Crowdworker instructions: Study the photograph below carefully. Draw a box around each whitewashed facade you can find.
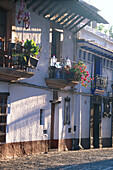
[0,0,113,157]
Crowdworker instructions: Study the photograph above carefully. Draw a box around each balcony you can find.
[92,74,107,94]
[45,66,79,89]
[0,40,38,81]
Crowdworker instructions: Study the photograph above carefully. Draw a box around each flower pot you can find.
[66,72,81,81]
[49,66,56,78]
[66,72,75,81]
[28,56,38,68]
[54,69,66,79]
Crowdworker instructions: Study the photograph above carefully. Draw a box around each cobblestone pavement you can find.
[1,148,113,169]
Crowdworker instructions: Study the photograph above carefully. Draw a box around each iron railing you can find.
[92,74,107,90]
[0,40,37,70]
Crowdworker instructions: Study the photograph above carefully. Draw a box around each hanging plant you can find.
[17,0,31,29]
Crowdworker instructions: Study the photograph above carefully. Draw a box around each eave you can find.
[25,0,108,33]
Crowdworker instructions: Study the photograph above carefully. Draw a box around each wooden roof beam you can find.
[57,13,72,24]
[49,6,63,20]
[54,9,68,22]
[61,14,77,27]
[27,0,37,9]
[74,20,91,33]
[33,0,46,12]
[38,0,53,15]
[43,2,58,17]
[65,15,81,29]
[69,17,85,31]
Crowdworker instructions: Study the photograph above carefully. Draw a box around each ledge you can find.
[45,78,79,89]
[0,67,34,81]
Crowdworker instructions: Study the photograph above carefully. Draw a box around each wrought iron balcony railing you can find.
[0,40,38,81]
[92,74,107,94]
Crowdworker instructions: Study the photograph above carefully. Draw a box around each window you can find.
[64,97,70,125]
[0,8,6,39]
[88,53,90,62]
[40,109,44,125]
[110,61,113,69]
[107,60,109,68]
[103,58,106,67]
[51,29,61,61]
[83,51,86,60]
[79,49,82,59]
[0,96,7,143]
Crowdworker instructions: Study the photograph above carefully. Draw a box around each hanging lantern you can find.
[17,10,24,24]
[17,0,31,29]
[24,12,31,29]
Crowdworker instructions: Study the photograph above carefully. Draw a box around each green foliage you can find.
[24,39,40,57]
[67,61,93,87]
[98,25,104,32]
[94,24,113,38]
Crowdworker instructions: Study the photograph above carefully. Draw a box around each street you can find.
[0,148,113,169]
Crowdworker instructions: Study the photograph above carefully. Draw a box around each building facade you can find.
[0,0,112,158]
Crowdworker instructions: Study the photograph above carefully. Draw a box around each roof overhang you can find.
[77,39,113,59]
[25,0,108,33]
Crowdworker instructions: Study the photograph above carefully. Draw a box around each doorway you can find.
[90,97,102,148]
[93,104,100,148]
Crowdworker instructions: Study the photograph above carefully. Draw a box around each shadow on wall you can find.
[7,85,52,135]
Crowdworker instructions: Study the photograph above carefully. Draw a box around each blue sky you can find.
[84,0,113,25]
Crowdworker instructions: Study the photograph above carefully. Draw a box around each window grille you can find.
[64,97,70,125]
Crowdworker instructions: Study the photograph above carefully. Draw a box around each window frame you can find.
[40,109,44,125]
[64,97,71,125]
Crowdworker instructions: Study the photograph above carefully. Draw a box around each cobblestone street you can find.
[1,148,113,169]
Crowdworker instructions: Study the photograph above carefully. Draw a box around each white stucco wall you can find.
[0,82,9,92]
[1,1,113,146]
[102,117,111,138]
[14,3,50,87]
[6,84,52,143]
[79,26,113,51]
[58,92,74,140]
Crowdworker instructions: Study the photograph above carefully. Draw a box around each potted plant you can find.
[66,61,93,87]
[24,39,42,68]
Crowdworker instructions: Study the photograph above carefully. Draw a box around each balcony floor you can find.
[0,67,34,81]
[45,78,79,89]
